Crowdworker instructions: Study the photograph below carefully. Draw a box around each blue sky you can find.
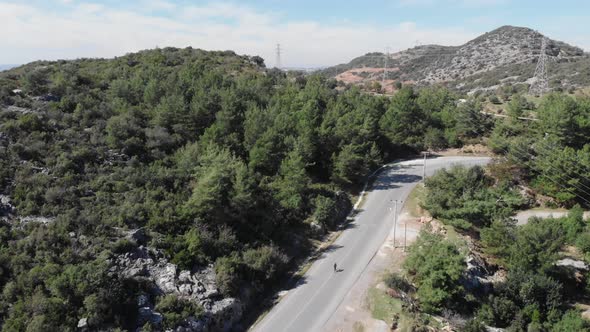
[1,0,589,67]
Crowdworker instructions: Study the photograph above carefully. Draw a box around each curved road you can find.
[251,156,490,332]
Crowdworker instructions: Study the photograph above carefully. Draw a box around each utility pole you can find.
[392,199,404,249]
[398,200,405,251]
[529,34,549,96]
[404,218,407,251]
[422,152,428,180]
[275,43,282,70]
[392,200,397,248]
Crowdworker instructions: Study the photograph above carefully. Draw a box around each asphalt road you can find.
[251,156,491,332]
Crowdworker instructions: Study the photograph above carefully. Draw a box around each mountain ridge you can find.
[321,25,589,94]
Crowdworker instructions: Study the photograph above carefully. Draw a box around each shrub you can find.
[477,296,518,328]
[576,232,590,255]
[462,318,487,332]
[551,310,588,332]
[561,206,585,244]
[156,295,203,329]
[242,245,289,282]
[403,228,465,314]
[112,238,138,255]
[214,254,242,297]
[481,220,516,264]
[384,273,413,293]
[312,195,338,229]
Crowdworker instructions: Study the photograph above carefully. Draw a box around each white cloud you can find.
[397,0,507,7]
[142,0,176,11]
[0,1,479,67]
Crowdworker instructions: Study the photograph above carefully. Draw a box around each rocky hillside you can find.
[322,26,589,94]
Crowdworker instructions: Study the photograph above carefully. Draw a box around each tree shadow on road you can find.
[316,244,344,259]
[370,173,423,191]
[348,209,363,218]
[339,221,358,231]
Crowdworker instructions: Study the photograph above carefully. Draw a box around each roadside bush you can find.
[242,245,289,283]
[312,195,338,229]
[508,218,564,273]
[384,273,413,293]
[560,205,585,244]
[214,254,242,297]
[403,228,465,314]
[422,166,524,230]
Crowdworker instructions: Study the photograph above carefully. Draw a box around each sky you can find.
[2,0,590,67]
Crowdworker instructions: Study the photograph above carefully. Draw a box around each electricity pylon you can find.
[529,35,549,96]
[382,47,390,87]
[275,44,282,69]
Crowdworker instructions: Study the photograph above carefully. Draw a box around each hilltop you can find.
[322,26,590,94]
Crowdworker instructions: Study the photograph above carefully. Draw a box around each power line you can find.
[535,136,590,178]
[488,117,590,195]
[455,110,584,196]
[461,114,590,206]
[508,143,590,201]
[505,147,590,206]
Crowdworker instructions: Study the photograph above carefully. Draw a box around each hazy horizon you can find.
[2,1,590,68]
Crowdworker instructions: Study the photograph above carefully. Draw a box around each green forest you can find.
[1,47,590,331]
[388,92,590,330]
[0,47,491,331]
[397,165,590,331]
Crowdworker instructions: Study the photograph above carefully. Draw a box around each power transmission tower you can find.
[382,47,390,87]
[275,43,282,69]
[529,35,549,96]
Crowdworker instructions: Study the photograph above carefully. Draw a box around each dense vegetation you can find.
[489,93,590,206]
[393,164,590,331]
[3,45,590,331]
[0,47,492,330]
[422,165,525,230]
[388,92,590,329]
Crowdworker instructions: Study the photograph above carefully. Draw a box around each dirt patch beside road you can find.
[322,201,425,331]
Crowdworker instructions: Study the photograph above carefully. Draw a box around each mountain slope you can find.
[322,26,589,93]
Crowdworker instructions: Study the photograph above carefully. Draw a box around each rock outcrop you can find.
[109,246,243,332]
[0,194,15,220]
